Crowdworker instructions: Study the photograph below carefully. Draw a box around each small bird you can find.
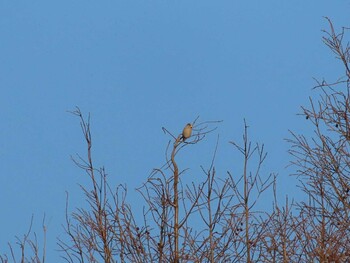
[182,123,193,141]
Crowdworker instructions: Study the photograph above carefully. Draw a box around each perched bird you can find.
[182,123,193,141]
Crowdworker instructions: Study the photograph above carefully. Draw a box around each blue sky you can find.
[1,1,349,261]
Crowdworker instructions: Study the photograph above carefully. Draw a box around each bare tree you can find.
[5,16,349,263]
[227,121,275,262]
[259,196,300,263]
[287,17,350,262]
[0,215,47,263]
[56,108,275,262]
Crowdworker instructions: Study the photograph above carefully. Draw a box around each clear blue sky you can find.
[1,1,349,261]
